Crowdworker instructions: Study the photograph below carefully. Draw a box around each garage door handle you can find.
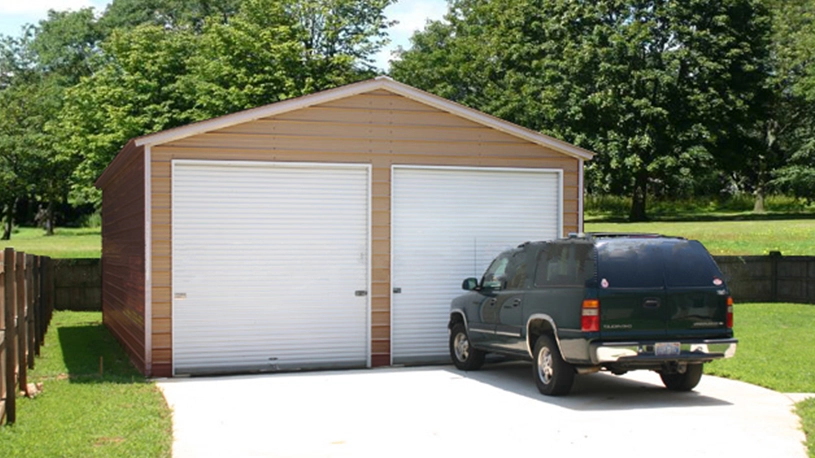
[355,290,368,297]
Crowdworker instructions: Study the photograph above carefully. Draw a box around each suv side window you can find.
[506,250,529,289]
[535,244,594,287]
[482,253,511,289]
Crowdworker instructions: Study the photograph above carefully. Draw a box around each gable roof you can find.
[97,77,594,188]
[134,76,594,158]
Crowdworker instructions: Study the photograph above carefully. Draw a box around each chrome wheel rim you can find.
[537,346,554,384]
[454,333,470,361]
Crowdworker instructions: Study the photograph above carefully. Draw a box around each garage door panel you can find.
[392,167,560,363]
[173,161,369,375]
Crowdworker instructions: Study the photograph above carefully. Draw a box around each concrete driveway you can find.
[157,362,808,458]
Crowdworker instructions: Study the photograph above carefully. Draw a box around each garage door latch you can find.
[355,290,368,297]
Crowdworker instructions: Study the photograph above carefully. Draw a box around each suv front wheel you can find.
[449,323,485,371]
[532,334,575,396]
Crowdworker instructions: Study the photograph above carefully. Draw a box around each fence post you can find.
[769,251,782,302]
[26,255,35,370]
[40,258,53,344]
[34,257,42,357]
[4,248,16,424]
[0,250,6,424]
[15,253,26,396]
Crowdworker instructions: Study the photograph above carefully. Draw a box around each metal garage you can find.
[95,77,594,377]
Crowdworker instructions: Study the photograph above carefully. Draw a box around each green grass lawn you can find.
[1,227,101,258]
[585,219,815,255]
[0,311,172,457]
[706,303,815,457]
[5,217,815,258]
[802,398,815,458]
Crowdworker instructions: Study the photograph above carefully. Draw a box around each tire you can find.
[449,323,485,371]
[532,334,575,396]
[660,364,704,391]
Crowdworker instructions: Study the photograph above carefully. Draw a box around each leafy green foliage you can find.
[0,0,394,215]
[58,24,200,204]
[757,1,815,204]
[392,0,773,220]
[56,0,394,204]
[0,29,68,238]
[99,0,241,32]
[0,311,172,458]
[30,9,103,85]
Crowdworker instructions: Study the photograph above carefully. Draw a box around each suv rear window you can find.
[596,239,721,288]
[596,240,664,288]
[663,240,722,287]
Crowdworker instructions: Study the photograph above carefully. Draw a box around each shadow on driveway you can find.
[441,360,733,411]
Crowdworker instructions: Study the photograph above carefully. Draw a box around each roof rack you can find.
[583,232,686,241]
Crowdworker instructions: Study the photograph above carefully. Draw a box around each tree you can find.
[0,30,47,238]
[392,0,772,220]
[767,0,815,202]
[58,0,395,204]
[57,24,200,206]
[99,0,241,32]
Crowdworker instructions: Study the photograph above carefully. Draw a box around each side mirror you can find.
[461,277,479,291]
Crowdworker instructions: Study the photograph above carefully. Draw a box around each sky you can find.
[0,0,448,70]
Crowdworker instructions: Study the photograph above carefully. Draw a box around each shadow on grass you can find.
[587,212,815,223]
[57,323,146,384]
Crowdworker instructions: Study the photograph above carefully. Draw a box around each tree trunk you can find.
[753,186,766,213]
[45,201,55,236]
[2,200,13,240]
[629,171,649,222]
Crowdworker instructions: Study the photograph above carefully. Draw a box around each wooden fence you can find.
[0,248,54,425]
[714,254,815,304]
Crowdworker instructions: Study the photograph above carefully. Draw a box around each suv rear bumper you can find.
[591,338,738,364]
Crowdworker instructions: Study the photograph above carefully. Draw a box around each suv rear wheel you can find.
[660,364,704,391]
[532,334,574,396]
[449,323,485,371]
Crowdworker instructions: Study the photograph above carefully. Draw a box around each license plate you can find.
[655,342,681,356]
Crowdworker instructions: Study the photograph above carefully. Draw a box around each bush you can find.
[81,210,102,228]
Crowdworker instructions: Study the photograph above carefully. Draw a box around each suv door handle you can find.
[503,298,521,308]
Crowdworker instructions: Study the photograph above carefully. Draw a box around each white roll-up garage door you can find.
[391,166,561,364]
[172,161,370,375]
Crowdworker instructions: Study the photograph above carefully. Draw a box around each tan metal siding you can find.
[101,143,146,373]
[149,91,580,374]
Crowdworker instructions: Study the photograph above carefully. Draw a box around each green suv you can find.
[448,233,737,396]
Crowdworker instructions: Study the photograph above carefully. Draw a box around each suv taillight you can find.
[726,296,734,328]
[581,299,600,332]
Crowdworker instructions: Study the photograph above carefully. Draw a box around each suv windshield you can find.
[596,239,721,289]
